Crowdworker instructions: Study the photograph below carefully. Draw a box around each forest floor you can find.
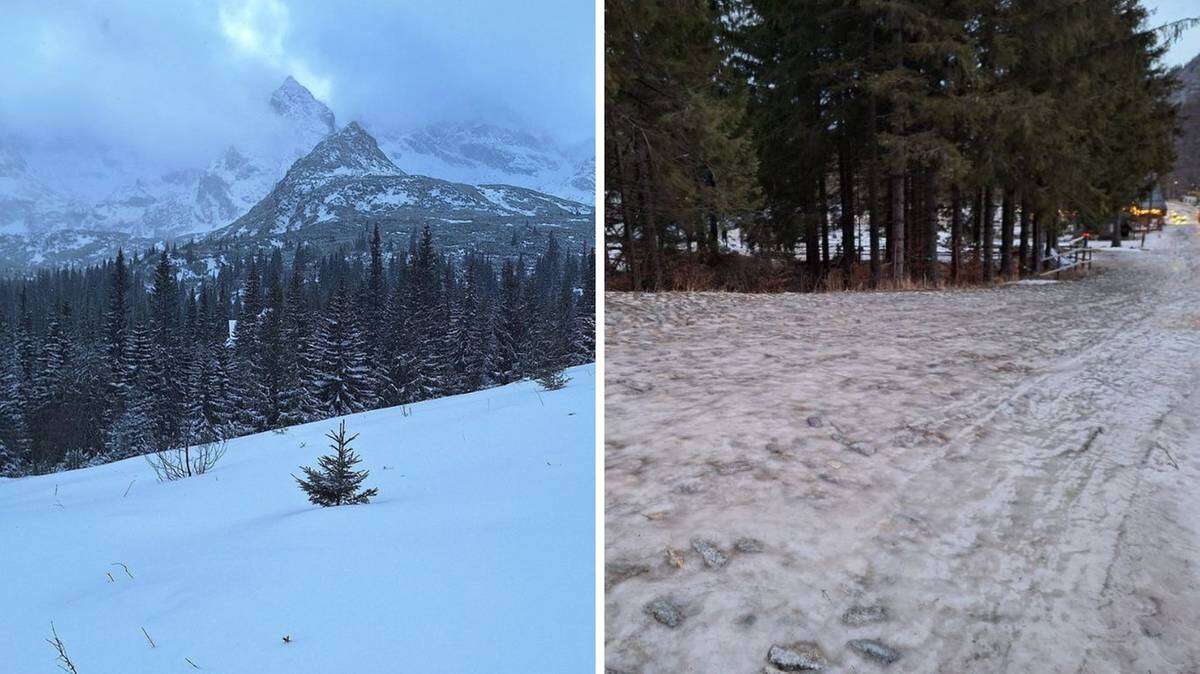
[604,204,1200,673]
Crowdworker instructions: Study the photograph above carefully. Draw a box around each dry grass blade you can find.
[46,622,79,674]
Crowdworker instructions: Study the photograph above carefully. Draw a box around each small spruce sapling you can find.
[535,365,569,391]
[294,420,378,506]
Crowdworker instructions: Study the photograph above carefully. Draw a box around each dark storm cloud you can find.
[0,0,595,169]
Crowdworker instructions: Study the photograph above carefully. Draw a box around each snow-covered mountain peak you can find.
[288,121,404,181]
[269,76,336,136]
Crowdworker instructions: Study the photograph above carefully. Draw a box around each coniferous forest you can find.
[0,225,595,477]
[606,0,1191,291]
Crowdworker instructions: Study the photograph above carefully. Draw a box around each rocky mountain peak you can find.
[269,76,336,135]
[287,121,403,181]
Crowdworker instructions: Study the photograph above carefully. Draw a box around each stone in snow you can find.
[605,561,649,590]
[842,605,889,626]
[644,597,684,628]
[735,537,765,553]
[691,538,728,568]
[806,416,824,428]
[767,642,828,671]
[847,639,901,664]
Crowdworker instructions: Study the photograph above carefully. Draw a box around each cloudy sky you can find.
[1145,0,1200,66]
[0,0,594,169]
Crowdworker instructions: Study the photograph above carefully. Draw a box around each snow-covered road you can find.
[604,212,1200,672]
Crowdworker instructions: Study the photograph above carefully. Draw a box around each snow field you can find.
[1,367,595,673]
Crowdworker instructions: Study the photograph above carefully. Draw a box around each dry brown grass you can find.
[607,252,1015,294]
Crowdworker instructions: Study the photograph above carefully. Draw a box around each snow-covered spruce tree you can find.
[277,259,322,426]
[572,249,596,364]
[104,248,129,418]
[104,321,161,460]
[380,270,416,406]
[258,255,287,428]
[315,281,375,416]
[185,339,230,444]
[294,420,378,507]
[363,224,393,401]
[0,226,590,475]
[404,229,445,400]
[230,258,268,434]
[494,258,530,384]
[0,343,30,476]
[535,364,570,391]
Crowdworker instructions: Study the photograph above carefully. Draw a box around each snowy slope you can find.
[374,122,595,205]
[0,368,595,673]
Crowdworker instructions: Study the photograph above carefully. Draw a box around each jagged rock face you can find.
[270,75,336,139]
[284,122,403,184]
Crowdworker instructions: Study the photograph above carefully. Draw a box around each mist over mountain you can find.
[0,74,594,272]
[372,122,595,205]
[0,77,337,240]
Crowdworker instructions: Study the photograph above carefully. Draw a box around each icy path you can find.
[605,222,1200,673]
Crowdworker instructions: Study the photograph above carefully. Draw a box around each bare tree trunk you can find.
[972,188,983,271]
[884,176,895,264]
[999,187,1015,279]
[889,172,905,282]
[866,36,882,289]
[819,172,830,282]
[634,134,662,290]
[982,186,995,284]
[868,166,881,288]
[1045,211,1055,258]
[804,181,820,290]
[1018,197,1030,276]
[925,169,939,284]
[838,145,856,288]
[1031,209,1043,273]
[950,184,962,284]
[804,208,820,291]
[1112,210,1124,248]
[905,173,918,276]
[613,136,640,288]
